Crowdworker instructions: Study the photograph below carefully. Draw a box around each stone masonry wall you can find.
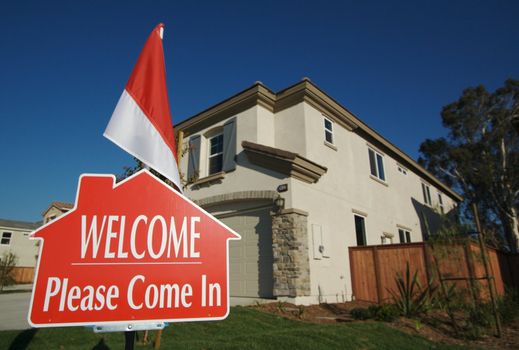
[271,208,311,297]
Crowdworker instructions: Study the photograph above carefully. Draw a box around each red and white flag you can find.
[104,23,182,191]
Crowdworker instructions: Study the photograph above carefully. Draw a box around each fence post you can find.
[348,247,356,301]
[372,246,382,304]
[429,242,460,335]
[472,204,502,337]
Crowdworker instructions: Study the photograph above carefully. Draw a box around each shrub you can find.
[350,304,399,322]
[374,304,400,322]
[367,305,381,318]
[350,307,371,320]
[0,252,17,292]
[388,262,434,317]
[497,289,519,324]
[461,303,494,340]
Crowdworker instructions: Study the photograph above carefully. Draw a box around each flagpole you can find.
[152,130,183,350]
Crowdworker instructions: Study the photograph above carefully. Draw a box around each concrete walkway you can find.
[0,291,32,330]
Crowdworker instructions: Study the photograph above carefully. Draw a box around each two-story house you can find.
[175,79,462,305]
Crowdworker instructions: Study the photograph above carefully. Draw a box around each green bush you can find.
[350,307,371,320]
[497,289,519,324]
[350,304,400,322]
[367,305,380,317]
[374,304,400,322]
[462,303,494,340]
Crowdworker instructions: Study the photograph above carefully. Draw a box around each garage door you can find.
[220,208,273,298]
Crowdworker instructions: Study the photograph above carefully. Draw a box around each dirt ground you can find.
[250,302,519,350]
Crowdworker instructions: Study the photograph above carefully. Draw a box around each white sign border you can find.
[27,169,241,328]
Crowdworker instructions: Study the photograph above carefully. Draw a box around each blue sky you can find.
[1,1,518,222]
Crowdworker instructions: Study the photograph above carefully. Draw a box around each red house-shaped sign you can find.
[28,169,240,327]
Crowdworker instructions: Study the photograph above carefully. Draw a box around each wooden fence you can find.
[349,241,518,304]
[10,267,35,284]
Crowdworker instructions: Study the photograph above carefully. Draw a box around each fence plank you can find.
[349,247,378,302]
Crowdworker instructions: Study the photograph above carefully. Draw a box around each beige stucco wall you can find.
[274,103,307,157]
[179,100,458,304]
[288,102,456,303]
[0,226,38,267]
[181,105,295,208]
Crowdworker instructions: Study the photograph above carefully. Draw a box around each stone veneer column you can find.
[271,208,311,297]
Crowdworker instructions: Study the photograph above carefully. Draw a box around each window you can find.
[208,134,224,175]
[354,215,367,246]
[368,148,385,181]
[398,229,411,243]
[187,119,236,183]
[438,193,444,213]
[422,183,432,206]
[324,117,334,144]
[1,232,12,245]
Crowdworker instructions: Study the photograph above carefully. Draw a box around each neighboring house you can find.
[42,201,73,224]
[0,219,40,283]
[0,201,73,284]
[175,79,462,304]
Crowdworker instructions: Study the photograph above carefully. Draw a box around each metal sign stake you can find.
[125,330,136,350]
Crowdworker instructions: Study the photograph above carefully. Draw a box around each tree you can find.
[0,252,18,291]
[418,79,519,251]
[119,157,179,188]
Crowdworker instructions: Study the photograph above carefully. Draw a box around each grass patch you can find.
[0,307,470,349]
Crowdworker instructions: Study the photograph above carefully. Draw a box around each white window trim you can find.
[207,133,224,176]
[421,182,432,206]
[353,214,368,247]
[438,192,445,213]
[324,116,334,145]
[368,147,387,183]
[397,227,412,244]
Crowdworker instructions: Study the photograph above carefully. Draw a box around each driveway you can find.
[0,291,32,330]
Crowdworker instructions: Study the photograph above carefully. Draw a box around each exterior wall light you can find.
[275,196,285,213]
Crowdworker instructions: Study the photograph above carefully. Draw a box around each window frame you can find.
[438,193,444,214]
[354,214,367,246]
[207,133,224,176]
[422,182,432,206]
[398,228,411,243]
[368,147,386,182]
[324,117,334,145]
[1,232,12,246]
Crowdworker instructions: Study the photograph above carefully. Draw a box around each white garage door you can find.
[220,208,273,298]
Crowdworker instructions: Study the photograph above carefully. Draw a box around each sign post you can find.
[28,170,240,341]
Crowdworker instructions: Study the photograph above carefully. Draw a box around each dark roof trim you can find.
[0,219,40,230]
